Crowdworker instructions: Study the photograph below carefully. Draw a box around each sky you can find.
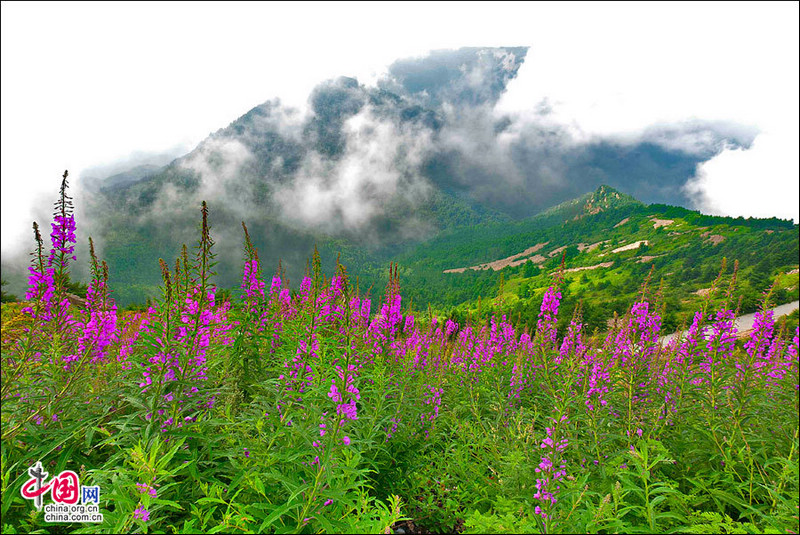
[2,1,798,257]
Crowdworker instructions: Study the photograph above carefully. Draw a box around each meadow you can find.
[1,175,798,534]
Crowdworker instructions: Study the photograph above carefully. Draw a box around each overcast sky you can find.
[2,1,798,257]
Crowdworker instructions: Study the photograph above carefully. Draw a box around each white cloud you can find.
[275,106,432,233]
[684,130,800,222]
[2,1,798,260]
[180,137,254,200]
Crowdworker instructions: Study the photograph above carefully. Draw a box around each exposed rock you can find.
[444,242,549,273]
[578,240,608,253]
[611,240,649,254]
[561,261,614,273]
[66,293,87,308]
[637,255,661,263]
[651,218,674,229]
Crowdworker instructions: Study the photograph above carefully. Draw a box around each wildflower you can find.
[133,506,150,522]
[136,483,157,498]
[342,436,351,446]
[536,286,562,345]
[533,415,569,519]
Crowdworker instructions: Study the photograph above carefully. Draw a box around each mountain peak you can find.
[583,185,639,215]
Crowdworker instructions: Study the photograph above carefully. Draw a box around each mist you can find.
[3,47,763,303]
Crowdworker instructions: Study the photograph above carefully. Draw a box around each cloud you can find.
[104,47,762,234]
[180,136,255,201]
[274,105,434,237]
[32,45,781,302]
[382,47,528,108]
[684,130,800,222]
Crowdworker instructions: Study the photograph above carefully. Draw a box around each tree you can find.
[1,278,18,303]
[523,259,537,278]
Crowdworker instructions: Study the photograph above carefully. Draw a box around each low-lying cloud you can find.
[275,106,433,234]
[86,47,768,241]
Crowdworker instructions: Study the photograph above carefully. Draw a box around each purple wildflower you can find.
[133,506,150,522]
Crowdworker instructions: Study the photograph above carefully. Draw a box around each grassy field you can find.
[2,179,798,534]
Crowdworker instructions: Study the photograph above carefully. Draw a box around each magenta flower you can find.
[536,286,562,346]
[136,483,157,498]
[133,506,150,522]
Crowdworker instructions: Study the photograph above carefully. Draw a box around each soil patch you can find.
[443,242,550,273]
[578,240,607,253]
[637,255,661,263]
[651,218,674,229]
[562,261,614,273]
[611,240,649,254]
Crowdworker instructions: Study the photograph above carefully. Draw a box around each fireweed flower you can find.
[328,365,360,421]
[584,351,611,411]
[140,286,233,430]
[559,318,586,364]
[775,326,800,391]
[117,312,147,370]
[270,274,282,296]
[742,309,775,381]
[281,332,318,402]
[537,287,562,346]
[136,483,158,498]
[48,214,77,263]
[421,386,443,426]
[133,506,150,522]
[77,279,118,363]
[385,416,400,441]
[298,276,313,304]
[692,308,737,384]
[630,302,662,353]
[533,415,569,520]
[23,266,56,320]
[241,258,266,311]
[678,311,704,368]
[785,326,799,371]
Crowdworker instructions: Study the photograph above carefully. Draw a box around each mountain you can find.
[534,184,641,222]
[392,184,798,333]
[69,47,764,306]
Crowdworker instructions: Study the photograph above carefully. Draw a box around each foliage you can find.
[1,178,798,534]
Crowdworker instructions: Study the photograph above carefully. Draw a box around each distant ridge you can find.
[537,185,642,222]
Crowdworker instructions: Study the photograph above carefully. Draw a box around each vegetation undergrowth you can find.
[1,173,798,534]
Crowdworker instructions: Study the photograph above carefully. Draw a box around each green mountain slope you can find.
[389,185,798,333]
